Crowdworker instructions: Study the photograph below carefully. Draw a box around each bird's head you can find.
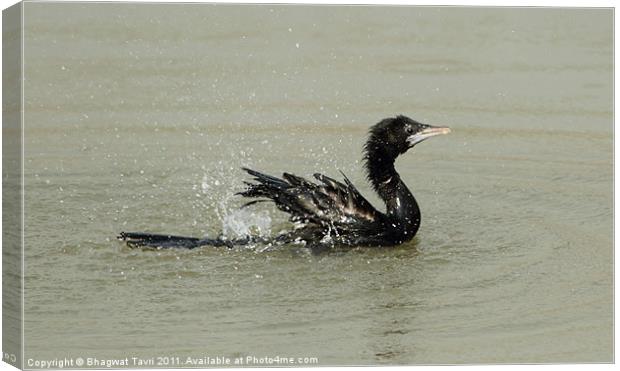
[366,115,451,158]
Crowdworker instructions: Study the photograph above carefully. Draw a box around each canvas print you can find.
[2,2,613,368]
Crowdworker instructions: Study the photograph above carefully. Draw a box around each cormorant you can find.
[118,115,450,249]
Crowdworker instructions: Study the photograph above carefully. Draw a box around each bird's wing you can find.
[237,167,382,228]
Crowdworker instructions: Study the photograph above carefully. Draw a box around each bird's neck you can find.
[364,147,421,239]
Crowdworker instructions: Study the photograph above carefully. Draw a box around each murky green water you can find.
[20,4,612,365]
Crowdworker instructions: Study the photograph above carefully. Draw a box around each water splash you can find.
[199,172,272,241]
[222,208,272,239]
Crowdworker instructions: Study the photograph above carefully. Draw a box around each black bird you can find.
[118,115,450,249]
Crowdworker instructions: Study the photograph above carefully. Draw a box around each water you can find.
[19,4,612,365]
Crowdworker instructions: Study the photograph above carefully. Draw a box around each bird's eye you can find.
[406,126,414,134]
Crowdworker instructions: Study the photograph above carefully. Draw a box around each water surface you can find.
[21,4,612,365]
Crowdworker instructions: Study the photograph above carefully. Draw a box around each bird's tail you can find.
[117,231,263,249]
[117,230,300,249]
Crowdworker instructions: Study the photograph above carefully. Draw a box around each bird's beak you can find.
[407,125,451,147]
